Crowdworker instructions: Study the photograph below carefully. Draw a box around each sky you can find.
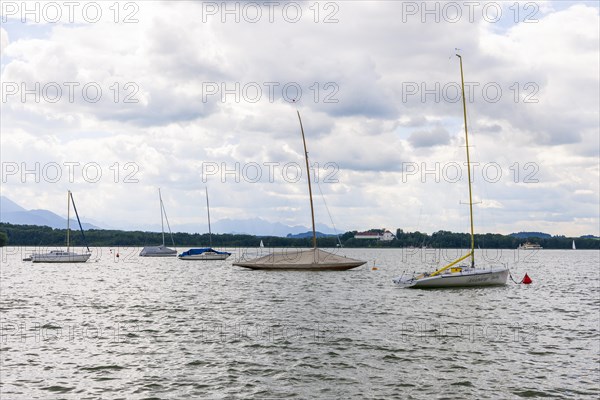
[1,1,599,237]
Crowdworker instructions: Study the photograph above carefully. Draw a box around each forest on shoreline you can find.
[1,223,598,250]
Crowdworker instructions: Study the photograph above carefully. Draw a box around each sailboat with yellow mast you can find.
[393,54,509,288]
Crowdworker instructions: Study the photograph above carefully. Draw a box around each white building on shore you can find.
[354,230,396,241]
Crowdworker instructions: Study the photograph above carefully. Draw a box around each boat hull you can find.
[31,252,91,263]
[394,267,509,288]
[139,246,177,257]
[179,253,231,261]
[233,248,366,270]
[233,262,364,271]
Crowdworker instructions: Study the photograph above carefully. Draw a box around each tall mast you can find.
[159,188,165,246]
[206,187,212,247]
[297,111,317,249]
[66,191,71,251]
[457,54,475,267]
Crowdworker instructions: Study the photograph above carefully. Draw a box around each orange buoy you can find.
[522,273,532,284]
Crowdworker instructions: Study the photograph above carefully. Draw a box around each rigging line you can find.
[508,270,522,284]
[162,199,175,247]
[159,188,165,246]
[314,171,343,248]
[69,191,90,253]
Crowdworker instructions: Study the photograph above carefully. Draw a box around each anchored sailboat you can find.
[572,240,576,250]
[140,189,177,257]
[233,111,366,270]
[31,191,92,263]
[393,54,509,288]
[178,187,231,260]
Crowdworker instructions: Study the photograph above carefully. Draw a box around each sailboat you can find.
[233,111,366,270]
[139,189,177,257]
[178,187,231,260]
[31,191,92,263]
[393,54,509,288]
[572,240,576,250]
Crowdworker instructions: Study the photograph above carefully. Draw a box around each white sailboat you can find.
[178,188,231,261]
[393,54,509,288]
[572,240,576,250]
[233,111,366,270]
[31,191,91,263]
[140,189,177,257]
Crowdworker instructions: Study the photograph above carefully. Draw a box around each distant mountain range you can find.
[0,196,99,230]
[0,196,338,237]
[171,218,338,237]
[286,231,337,239]
[3,196,595,239]
[509,231,598,239]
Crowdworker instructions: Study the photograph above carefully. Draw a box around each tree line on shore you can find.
[1,223,598,250]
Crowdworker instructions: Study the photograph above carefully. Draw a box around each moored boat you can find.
[178,247,231,260]
[393,54,508,288]
[31,191,91,263]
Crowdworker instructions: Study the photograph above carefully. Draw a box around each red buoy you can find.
[522,273,532,284]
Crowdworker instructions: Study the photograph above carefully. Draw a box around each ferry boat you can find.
[518,242,543,250]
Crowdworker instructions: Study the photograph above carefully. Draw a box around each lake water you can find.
[1,247,598,399]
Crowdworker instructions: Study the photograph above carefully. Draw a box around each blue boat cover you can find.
[178,248,232,257]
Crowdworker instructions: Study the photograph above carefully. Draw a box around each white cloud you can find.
[1,1,598,237]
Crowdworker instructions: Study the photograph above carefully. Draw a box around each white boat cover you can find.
[139,245,177,256]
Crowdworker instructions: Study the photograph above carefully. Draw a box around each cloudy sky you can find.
[1,1,598,236]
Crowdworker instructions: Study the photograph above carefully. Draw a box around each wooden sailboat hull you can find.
[394,267,509,288]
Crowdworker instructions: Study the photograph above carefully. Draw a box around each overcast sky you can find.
[1,1,598,236]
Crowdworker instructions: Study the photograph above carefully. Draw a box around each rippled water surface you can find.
[1,247,599,399]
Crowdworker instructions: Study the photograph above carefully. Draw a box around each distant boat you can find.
[140,188,177,257]
[233,111,366,271]
[393,54,508,288]
[572,240,576,250]
[31,191,91,263]
[518,242,543,250]
[179,187,231,261]
[260,240,264,248]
